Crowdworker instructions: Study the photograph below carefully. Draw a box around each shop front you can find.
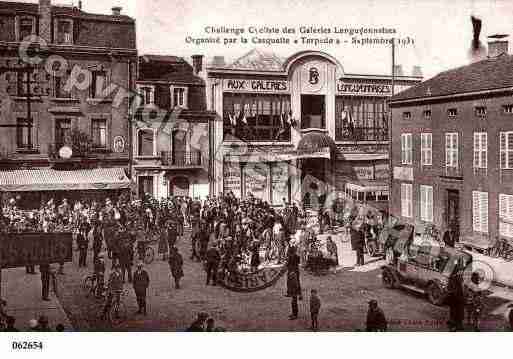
[207,49,421,208]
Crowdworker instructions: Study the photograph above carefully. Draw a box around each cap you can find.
[368,299,378,306]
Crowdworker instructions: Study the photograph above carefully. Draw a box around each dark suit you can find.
[350,227,365,266]
[77,232,88,267]
[39,264,50,300]
[205,247,220,285]
[133,269,150,314]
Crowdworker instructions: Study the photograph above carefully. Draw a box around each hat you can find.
[368,299,378,306]
[29,319,38,329]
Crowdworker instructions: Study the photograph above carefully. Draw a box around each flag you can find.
[228,113,236,126]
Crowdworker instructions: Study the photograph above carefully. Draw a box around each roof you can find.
[391,54,513,103]
[0,167,130,191]
[141,55,185,64]
[225,48,286,72]
[138,54,204,85]
[0,1,135,22]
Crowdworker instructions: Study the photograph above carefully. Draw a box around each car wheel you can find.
[427,282,445,306]
[382,269,397,289]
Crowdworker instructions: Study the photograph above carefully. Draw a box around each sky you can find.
[9,0,513,80]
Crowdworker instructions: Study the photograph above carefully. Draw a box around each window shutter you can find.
[445,133,451,167]
[453,133,459,168]
[473,133,479,168]
[482,133,487,169]
[419,185,425,221]
[472,191,481,232]
[480,192,488,233]
[500,132,506,169]
[407,134,412,164]
[509,133,513,169]
[499,194,513,238]
[401,135,406,164]
[426,133,432,165]
[427,186,433,222]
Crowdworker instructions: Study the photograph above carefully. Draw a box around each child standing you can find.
[310,289,321,331]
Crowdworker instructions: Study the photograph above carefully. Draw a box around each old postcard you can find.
[0,0,512,347]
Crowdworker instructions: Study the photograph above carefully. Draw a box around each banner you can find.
[0,232,73,269]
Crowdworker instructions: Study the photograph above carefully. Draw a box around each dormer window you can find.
[475,106,487,117]
[402,111,411,120]
[55,19,74,44]
[423,109,432,119]
[447,108,458,118]
[171,86,188,108]
[16,16,36,41]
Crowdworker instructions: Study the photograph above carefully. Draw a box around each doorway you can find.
[446,189,460,240]
[301,95,325,129]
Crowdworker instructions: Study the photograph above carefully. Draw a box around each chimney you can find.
[111,6,122,16]
[488,34,509,57]
[39,0,52,43]
[412,65,423,78]
[211,56,226,68]
[191,55,203,75]
[78,0,82,10]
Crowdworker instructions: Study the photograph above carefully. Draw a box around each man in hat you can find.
[39,263,51,301]
[132,262,150,315]
[366,299,387,332]
[350,217,365,266]
[205,243,221,286]
[76,225,89,268]
[168,246,184,289]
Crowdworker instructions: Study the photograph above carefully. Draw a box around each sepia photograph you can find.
[0,0,513,349]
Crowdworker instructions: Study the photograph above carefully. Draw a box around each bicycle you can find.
[104,290,128,326]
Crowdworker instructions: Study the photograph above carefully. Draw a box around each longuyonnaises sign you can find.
[223,79,289,93]
[337,81,391,96]
[0,232,73,269]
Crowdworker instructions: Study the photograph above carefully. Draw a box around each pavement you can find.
[1,266,73,331]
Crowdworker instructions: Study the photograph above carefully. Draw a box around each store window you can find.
[243,163,269,201]
[335,97,388,141]
[223,93,291,142]
[472,191,488,233]
[223,162,242,197]
[91,119,107,149]
[138,176,154,198]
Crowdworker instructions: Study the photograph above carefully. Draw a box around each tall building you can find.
[206,49,421,209]
[0,0,137,208]
[133,54,215,200]
[389,36,513,250]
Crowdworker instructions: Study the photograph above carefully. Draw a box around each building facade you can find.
[133,55,215,200]
[207,49,421,208]
[389,37,513,248]
[0,0,137,208]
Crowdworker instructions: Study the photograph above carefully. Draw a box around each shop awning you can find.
[345,180,388,192]
[0,168,130,192]
[296,130,338,160]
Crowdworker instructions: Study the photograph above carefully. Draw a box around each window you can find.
[447,108,458,118]
[53,71,71,98]
[473,132,487,169]
[171,86,188,108]
[18,17,35,41]
[90,71,107,99]
[475,106,487,117]
[138,176,154,198]
[420,133,432,166]
[136,85,155,106]
[137,129,154,156]
[423,109,432,119]
[401,133,413,165]
[401,183,413,218]
[499,194,513,238]
[55,119,72,146]
[500,131,513,169]
[16,117,33,149]
[91,119,107,148]
[16,71,28,97]
[403,111,412,120]
[223,93,291,142]
[419,185,433,222]
[503,105,513,114]
[472,191,488,233]
[56,19,73,44]
[445,132,458,168]
[335,97,388,141]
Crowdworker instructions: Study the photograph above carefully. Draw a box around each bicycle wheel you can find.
[108,301,127,326]
[83,276,95,297]
[144,246,155,264]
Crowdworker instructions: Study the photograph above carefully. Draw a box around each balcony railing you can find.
[48,142,92,160]
[441,166,463,179]
[335,126,389,142]
[161,151,202,167]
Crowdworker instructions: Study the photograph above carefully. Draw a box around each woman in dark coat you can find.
[286,246,301,320]
[168,246,184,289]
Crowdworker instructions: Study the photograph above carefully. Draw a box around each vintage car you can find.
[381,235,473,305]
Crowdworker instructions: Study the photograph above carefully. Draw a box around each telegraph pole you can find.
[388,40,395,222]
